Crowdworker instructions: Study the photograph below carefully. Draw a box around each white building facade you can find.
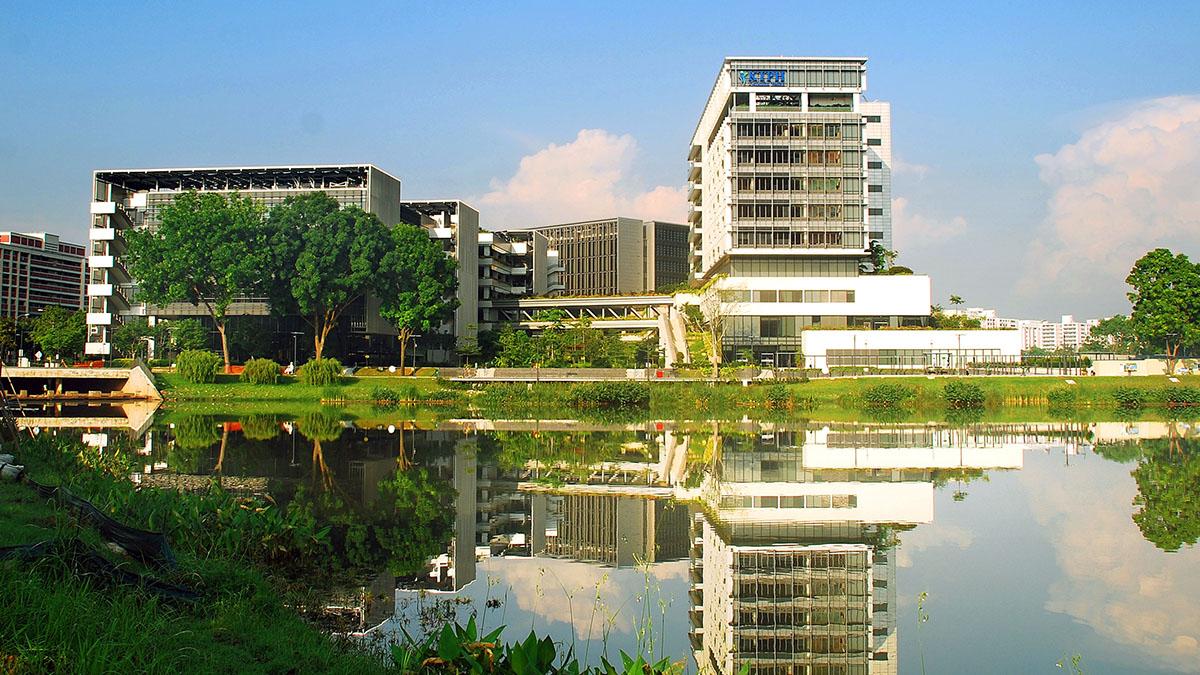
[688,57,929,366]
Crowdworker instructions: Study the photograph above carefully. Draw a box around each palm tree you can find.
[949,294,964,307]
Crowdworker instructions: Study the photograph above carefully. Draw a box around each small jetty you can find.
[2,364,161,402]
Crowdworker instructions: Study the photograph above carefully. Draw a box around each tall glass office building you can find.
[688,58,930,365]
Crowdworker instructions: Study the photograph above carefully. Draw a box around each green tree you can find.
[949,294,964,307]
[860,241,897,274]
[110,316,154,359]
[264,193,391,360]
[29,308,86,360]
[165,318,209,354]
[124,191,267,369]
[377,223,458,375]
[1127,248,1200,374]
[0,317,19,362]
[1081,314,1141,354]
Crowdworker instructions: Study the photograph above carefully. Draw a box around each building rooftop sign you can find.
[737,69,786,86]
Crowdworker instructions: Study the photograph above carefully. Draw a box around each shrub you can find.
[566,382,650,409]
[765,384,792,409]
[240,357,281,385]
[296,358,342,386]
[860,383,915,409]
[1164,386,1200,407]
[1113,386,1147,409]
[1046,386,1078,408]
[371,385,400,406]
[175,350,222,383]
[943,381,985,409]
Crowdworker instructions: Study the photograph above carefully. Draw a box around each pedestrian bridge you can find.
[489,294,692,366]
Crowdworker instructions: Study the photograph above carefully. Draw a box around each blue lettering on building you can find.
[737,70,786,86]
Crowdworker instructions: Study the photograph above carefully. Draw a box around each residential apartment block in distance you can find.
[0,231,87,319]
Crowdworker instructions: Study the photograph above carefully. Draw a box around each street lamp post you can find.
[289,331,303,366]
[410,334,422,375]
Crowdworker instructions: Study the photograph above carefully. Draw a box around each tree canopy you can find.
[1081,314,1141,354]
[1126,248,1200,373]
[29,308,85,359]
[124,191,267,368]
[377,223,459,374]
[264,193,392,360]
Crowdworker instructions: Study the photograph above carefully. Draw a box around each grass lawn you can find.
[157,372,450,403]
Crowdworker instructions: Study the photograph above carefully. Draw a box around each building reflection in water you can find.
[689,425,1029,675]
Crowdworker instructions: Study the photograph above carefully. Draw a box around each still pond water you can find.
[29,403,1200,673]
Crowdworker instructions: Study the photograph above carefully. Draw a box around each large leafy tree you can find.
[29,308,86,360]
[265,193,391,360]
[124,191,267,369]
[377,224,458,374]
[1126,249,1200,374]
[1082,314,1141,354]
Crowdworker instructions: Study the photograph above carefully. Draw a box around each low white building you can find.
[798,329,1023,373]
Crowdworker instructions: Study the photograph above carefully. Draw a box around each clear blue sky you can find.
[2,1,1198,319]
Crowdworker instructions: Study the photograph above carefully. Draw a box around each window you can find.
[760,317,783,338]
[805,290,831,303]
[867,138,882,146]
[866,115,881,123]
[868,160,883,169]
[868,184,883,193]
[752,290,777,302]
[779,290,804,302]
[869,207,884,216]
[831,290,855,302]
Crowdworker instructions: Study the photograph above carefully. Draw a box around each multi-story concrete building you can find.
[85,165,403,356]
[515,217,690,296]
[476,229,564,331]
[688,57,928,364]
[0,231,87,319]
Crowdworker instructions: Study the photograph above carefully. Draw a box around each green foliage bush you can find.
[175,350,222,383]
[370,385,400,406]
[944,381,986,409]
[1164,386,1200,407]
[296,357,342,386]
[239,357,281,385]
[1113,386,1148,409]
[1046,386,1078,408]
[859,383,916,408]
[566,381,651,409]
[765,384,792,409]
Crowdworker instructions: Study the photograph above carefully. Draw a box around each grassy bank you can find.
[157,372,1200,421]
[0,437,393,674]
[467,375,1200,418]
[157,372,453,403]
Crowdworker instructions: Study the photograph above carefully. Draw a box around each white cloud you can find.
[1023,96,1200,297]
[1020,457,1200,671]
[892,196,968,251]
[892,157,931,179]
[895,522,975,569]
[476,129,687,229]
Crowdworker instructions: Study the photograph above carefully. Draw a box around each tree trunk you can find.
[396,422,411,470]
[397,327,411,376]
[216,321,231,371]
[1166,342,1180,376]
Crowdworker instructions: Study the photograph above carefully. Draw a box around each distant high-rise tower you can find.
[688,58,927,365]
